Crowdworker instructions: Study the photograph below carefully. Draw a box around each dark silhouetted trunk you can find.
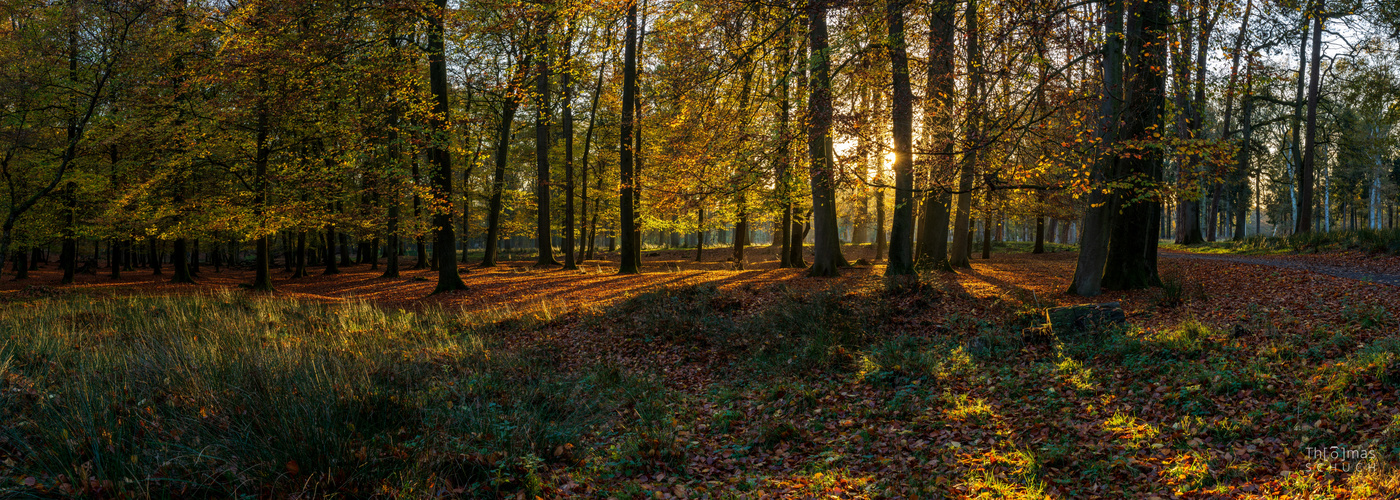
[695,207,705,262]
[562,31,578,270]
[916,0,955,270]
[483,61,530,267]
[949,0,983,268]
[777,23,799,268]
[1101,0,1167,291]
[427,0,467,293]
[884,0,914,276]
[60,183,76,284]
[535,27,559,267]
[619,1,640,274]
[250,76,273,292]
[173,236,195,283]
[1069,0,1123,295]
[1296,1,1323,234]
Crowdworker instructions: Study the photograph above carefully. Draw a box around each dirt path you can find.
[1161,250,1400,287]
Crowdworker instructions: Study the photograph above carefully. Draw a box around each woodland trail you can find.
[1161,250,1400,287]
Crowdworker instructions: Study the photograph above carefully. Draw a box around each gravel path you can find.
[1161,251,1400,287]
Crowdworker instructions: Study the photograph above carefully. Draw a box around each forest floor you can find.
[3,243,1400,498]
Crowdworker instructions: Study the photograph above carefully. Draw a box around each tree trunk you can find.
[411,152,429,270]
[915,0,955,271]
[1232,65,1256,241]
[383,193,401,278]
[1171,8,1204,245]
[535,26,559,267]
[1069,0,1123,296]
[482,60,530,267]
[578,52,606,263]
[324,217,340,274]
[250,91,273,291]
[884,0,915,276]
[61,183,77,284]
[776,22,799,268]
[949,0,982,268]
[1101,0,1167,291]
[695,206,705,262]
[1296,2,1324,234]
[630,4,649,272]
[1033,216,1046,253]
[805,0,842,277]
[619,0,641,274]
[292,232,307,278]
[562,31,578,270]
[428,0,467,293]
[173,237,195,283]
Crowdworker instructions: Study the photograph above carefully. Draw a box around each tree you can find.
[1068,0,1123,295]
[533,12,560,267]
[428,0,467,294]
[949,0,983,269]
[1296,0,1325,234]
[805,0,844,277]
[914,0,956,271]
[619,0,641,274]
[1100,0,1167,290]
[883,0,914,276]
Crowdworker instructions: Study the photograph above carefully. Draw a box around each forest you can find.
[2,0,1400,497]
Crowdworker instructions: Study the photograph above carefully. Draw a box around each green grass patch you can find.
[0,291,669,497]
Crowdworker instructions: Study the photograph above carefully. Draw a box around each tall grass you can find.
[0,291,666,497]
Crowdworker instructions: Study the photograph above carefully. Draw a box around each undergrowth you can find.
[0,291,667,497]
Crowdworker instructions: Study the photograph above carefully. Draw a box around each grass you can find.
[4,275,1400,497]
[0,291,669,497]
[1163,228,1400,256]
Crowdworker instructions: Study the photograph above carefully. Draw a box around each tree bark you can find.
[884,0,915,276]
[915,0,955,271]
[619,0,641,274]
[60,182,77,284]
[1101,0,1167,291]
[1170,19,1204,245]
[805,0,843,277]
[534,24,559,267]
[949,0,983,269]
[482,59,530,267]
[562,30,578,270]
[250,83,274,292]
[428,0,467,293]
[1068,0,1123,296]
[324,214,340,274]
[1296,1,1324,234]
